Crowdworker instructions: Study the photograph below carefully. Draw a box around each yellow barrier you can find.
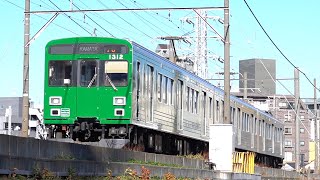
[233,152,255,174]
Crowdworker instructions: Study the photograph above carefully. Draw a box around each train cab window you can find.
[49,60,76,86]
[104,61,128,87]
[80,60,97,87]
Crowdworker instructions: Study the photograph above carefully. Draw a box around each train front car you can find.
[44,37,133,142]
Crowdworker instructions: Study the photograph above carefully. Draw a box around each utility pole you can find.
[314,78,318,173]
[22,0,30,137]
[294,68,300,171]
[223,0,230,124]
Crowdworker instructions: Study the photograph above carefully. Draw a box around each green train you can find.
[44,37,284,165]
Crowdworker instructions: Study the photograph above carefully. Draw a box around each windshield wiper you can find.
[106,73,118,91]
[87,74,97,88]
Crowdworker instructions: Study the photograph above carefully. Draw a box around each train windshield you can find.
[48,60,76,86]
[104,61,128,87]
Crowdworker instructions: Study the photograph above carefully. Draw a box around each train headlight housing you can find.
[50,108,60,116]
[113,97,126,105]
[49,96,62,106]
[115,108,125,116]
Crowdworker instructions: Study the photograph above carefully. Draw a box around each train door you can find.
[77,59,98,117]
[145,65,154,122]
[177,80,183,130]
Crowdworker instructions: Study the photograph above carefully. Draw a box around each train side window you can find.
[186,87,190,111]
[170,79,174,105]
[242,112,245,132]
[167,78,174,105]
[216,100,220,123]
[255,117,258,135]
[221,101,224,120]
[251,114,254,133]
[230,107,235,125]
[247,114,250,132]
[191,89,194,113]
[177,80,183,110]
[259,120,262,136]
[194,90,199,114]
[209,97,213,119]
[162,76,168,104]
[237,108,241,130]
[202,91,207,136]
[157,73,162,102]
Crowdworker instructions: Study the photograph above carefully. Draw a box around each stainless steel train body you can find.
[130,41,284,162]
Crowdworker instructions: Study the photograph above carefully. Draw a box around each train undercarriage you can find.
[47,120,208,156]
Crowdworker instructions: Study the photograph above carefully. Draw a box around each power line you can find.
[115,0,169,36]
[97,0,154,39]
[69,0,115,37]
[243,0,320,92]
[48,0,91,35]
[4,0,81,36]
[130,0,187,34]
[77,0,137,40]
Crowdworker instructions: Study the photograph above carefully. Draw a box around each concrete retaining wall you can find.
[0,134,319,179]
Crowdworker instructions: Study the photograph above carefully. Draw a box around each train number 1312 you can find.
[109,54,123,59]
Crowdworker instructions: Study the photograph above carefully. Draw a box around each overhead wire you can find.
[257,59,311,136]
[130,0,187,34]
[97,0,154,39]
[240,0,317,137]
[77,0,139,40]
[48,0,92,35]
[4,0,81,36]
[115,0,169,36]
[243,0,320,92]
[68,0,115,37]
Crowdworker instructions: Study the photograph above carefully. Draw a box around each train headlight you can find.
[113,97,126,105]
[49,96,62,106]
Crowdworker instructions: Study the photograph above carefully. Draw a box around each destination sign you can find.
[78,44,101,54]
[49,44,128,54]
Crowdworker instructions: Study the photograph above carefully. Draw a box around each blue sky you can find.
[1,0,320,106]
